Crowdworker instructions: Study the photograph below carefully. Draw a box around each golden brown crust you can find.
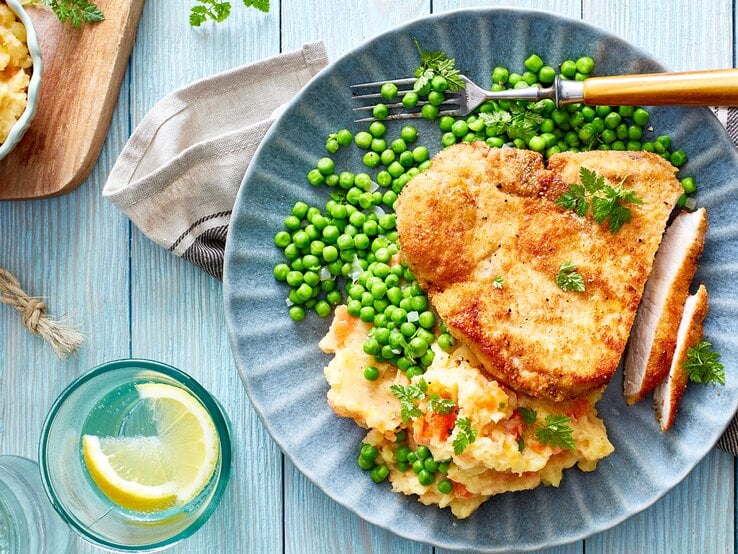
[396,143,683,401]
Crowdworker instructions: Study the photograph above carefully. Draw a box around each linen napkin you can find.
[103,41,329,279]
[102,53,738,453]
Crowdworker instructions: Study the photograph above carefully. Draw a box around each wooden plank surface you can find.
[0,0,735,553]
[0,0,144,200]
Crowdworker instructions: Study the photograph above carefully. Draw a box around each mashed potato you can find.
[320,305,614,519]
[0,3,31,144]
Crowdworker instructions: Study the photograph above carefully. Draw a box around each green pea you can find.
[428,90,445,107]
[380,82,398,101]
[325,138,339,154]
[326,290,342,305]
[508,72,522,85]
[538,65,556,84]
[575,56,595,74]
[354,131,372,149]
[632,108,650,126]
[363,151,380,168]
[431,75,448,92]
[303,270,320,286]
[412,459,424,474]
[402,92,419,108]
[274,231,291,248]
[416,445,430,460]
[363,365,380,381]
[442,132,457,147]
[358,455,374,470]
[656,135,671,149]
[451,120,468,137]
[307,169,324,186]
[437,479,453,494]
[438,462,450,474]
[373,103,389,120]
[524,53,544,72]
[336,129,352,146]
[522,70,538,85]
[676,193,687,208]
[395,445,412,462]
[528,135,546,152]
[670,150,688,167]
[406,452,417,463]
[289,305,306,321]
[371,138,387,153]
[423,458,439,472]
[417,469,435,486]
[315,300,331,318]
[317,157,334,176]
[437,332,454,351]
[421,104,439,121]
[401,125,418,143]
[486,136,504,148]
[412,146,429,163]
[370,465,389,483]
[681,176,696,194]
[492,66,509,84]
[560,60,576,78]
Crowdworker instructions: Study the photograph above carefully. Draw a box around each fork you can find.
[351,69,738,122]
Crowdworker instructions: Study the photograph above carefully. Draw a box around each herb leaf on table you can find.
[40,0,105,28]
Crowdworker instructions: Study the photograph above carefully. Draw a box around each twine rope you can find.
[0,268,84,358]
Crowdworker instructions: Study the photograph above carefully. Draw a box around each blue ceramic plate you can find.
[224,8,738,552]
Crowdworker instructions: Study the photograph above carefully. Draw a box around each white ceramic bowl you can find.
[0,0,42,161]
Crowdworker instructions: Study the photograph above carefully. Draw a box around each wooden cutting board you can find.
[0,0,144,200]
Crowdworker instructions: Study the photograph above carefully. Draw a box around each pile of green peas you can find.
[357,443,390,483]
[394,443,454,493]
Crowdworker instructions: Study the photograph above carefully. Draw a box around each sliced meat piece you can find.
[653,285,709,431]
[623,208,708,405]
[396,143,683,401]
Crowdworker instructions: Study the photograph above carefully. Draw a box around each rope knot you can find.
[21,297,46,333]
[0,268,84,358]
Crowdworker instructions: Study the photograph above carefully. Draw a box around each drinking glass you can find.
[39,359,232,551]
[0,455,71,553]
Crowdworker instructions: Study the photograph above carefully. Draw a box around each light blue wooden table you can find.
[1,1,735,552]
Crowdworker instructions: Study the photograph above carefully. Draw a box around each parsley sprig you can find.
[190,0,269,27]
[412,39,465,93]
[478,101,546,142]
[33,0,104,28]
[390,379,457,424]
[518,407,576,451]
[556,261,585,292]
[493,276,505,289]
[556,167,643,233]
[684,341,725,385]
[452,417,478,455]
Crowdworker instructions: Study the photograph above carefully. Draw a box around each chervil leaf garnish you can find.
[518,406,537,424]
[684,341,725,385]
[42,0,105,28]
[452,417,477,455]
[390,379,428,424]
[556,261,585,292]
[190,0,231,26]
[479,102,543,142]
[190,0,268,26]
[412,39,465,92]
[556,168,642,233]
[534,415,576,450]
[493,276,505,289]
[426,393,456,415]
[243,0,269,12]
[555,182,589,217]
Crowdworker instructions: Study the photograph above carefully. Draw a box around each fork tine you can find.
[351,90,414,101]
[350,77,416,89]
[352,90,462,101]
[354,109,459,123]
[352,98,461,112]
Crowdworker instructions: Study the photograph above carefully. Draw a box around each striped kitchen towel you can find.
[102,41,329,279]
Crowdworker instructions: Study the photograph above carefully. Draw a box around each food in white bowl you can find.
[0,2,32,144]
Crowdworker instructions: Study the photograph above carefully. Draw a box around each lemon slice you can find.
[82,383,220,513]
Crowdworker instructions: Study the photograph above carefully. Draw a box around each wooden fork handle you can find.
[582,69,738,106]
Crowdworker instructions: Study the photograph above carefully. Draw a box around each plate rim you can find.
[224,6,738,552]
